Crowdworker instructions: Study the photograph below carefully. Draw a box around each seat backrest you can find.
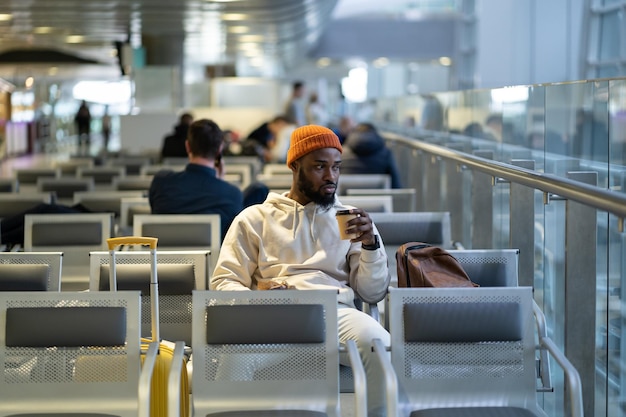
[339,195,393,213]
[387,286,540,413]
[24,213,113,289]
[222,156,262,178]
[140,164,186,177]
[133,214,221,272]
[0,178,19,193]
[54,158,94,176]
[346,188,417,212]
[224,163,252,189]
[447,249,520,287]
[15,168,60,185]
[191,289,340,416]
[262,163,292,176]
[73,190,145,218]
[0,252,63,291]
[337,174,391,196]
[113,175,153,191]
[0,193,53,219]
[370,212,452,286]
[36,177,95,201]
[119,197,151,235]
[0,291,142,417]
[106,157,152,175]
[89,250,210,345]
[77,166,125,185]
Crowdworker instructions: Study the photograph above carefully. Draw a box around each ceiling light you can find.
[221,13,248,21]
[66,35,85,43]
[34,26,53,34]
[317,57,331,67]
[238,34,264,42]
[0,14,12,21]
[228,26,249,34]
[439,56,452,66]
[25,77,34,89]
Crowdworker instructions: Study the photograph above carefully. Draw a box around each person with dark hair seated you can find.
[340,122,403,188]
[160,112,194,161]
[150,119,268,240]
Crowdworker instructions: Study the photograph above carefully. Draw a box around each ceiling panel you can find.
[0,0,338,81]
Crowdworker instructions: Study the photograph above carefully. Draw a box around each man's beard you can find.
[297,169,336,210]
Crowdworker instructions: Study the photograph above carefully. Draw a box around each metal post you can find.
[471,150,494,249]
[445,144,465,244]
[510,159,536,287]
[565,171,597,417]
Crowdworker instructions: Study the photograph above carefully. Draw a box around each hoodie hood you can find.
[345,129,386,156]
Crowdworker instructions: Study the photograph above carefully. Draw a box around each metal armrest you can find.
[372,338,397,417]
[346,340,367,417]
[533,300,553,391]
[138,341,159,417]
[168,341,187,417]
[540,336,584,417]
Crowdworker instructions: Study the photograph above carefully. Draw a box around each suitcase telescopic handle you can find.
[107,236,158,250]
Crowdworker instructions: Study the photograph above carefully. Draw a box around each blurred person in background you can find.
[340,122,403,188]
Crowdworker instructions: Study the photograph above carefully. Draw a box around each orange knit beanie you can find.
[286,125,343,167]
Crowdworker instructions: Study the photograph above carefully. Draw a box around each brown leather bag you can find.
[396,242,478,288]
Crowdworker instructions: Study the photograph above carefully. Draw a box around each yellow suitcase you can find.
[108,237,190,417]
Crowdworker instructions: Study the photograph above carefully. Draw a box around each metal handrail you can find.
[383,131,626,224]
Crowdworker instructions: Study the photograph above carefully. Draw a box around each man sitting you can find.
[211,124,391,416]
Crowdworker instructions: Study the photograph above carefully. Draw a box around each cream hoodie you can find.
[210,192,390,306]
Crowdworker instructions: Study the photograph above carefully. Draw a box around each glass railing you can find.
[373,77,626,417]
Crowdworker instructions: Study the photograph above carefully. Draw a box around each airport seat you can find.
[162,157,189,166]
[132,214,221,273]
[15,168,60,188]
[256,174,293,192]
[140,164,186,176]
[448,248,520,287]
[0,193,53,219]
[370,211,452,286]
[77,166,126,187]
[262,163,292,176]
[36,177,95,203]
[0,252,63,291]
[0,290,156,417]
[222,156,263,178]
[336,174,391,196]
[113,175,154,191]
[346,188,417,212]
[73,190,145,218]
[119,197,151,236]
[169,289,366,417]
[373,286,583,417]
[106,156,152,176]
[0,178,18,193]
[23,212,114,290]
[54,157,94,176]
[223,163,253,189]
[89,249,210,345]
[338,195,394,212]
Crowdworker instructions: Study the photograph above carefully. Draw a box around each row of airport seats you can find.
[0,287,583,417]
[2,210,452,291]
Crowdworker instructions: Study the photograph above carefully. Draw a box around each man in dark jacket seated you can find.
[340,122,403,188]
[150,119,268,240]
